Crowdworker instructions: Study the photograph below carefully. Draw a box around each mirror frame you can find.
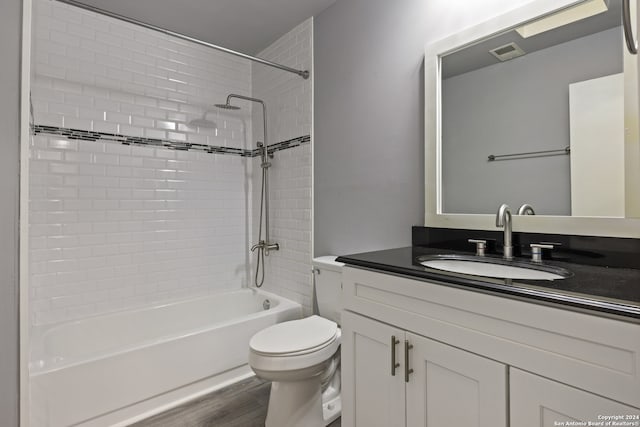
[425,0,640,238]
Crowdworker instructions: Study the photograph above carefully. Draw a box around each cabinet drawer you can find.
[342,266,640,408]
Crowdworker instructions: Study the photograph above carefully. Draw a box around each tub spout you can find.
[251,241,279,255]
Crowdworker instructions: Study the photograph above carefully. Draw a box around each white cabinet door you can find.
[405,333,508,427]
[341,311,406,427]
[510,368,640,427]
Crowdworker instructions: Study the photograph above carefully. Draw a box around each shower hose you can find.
[254,166,267,287]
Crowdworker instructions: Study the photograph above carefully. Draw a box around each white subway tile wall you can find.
[29,133,252,325]
[251,19,314,314]
[252,19,312,145]
[29,0,313,324]
[32,0,253,149]
[255,145,313,314]
[30,0,256,326]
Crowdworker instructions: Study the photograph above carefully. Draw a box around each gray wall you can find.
[313,0,428,256]
[0,0,22,424]
[313,0,534,256]
[442,27,622,215]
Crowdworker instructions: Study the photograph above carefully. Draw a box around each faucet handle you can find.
[530,243,555,263]
[468,239,487,257]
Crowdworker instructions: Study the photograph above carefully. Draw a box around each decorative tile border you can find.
[32,125,310,157]
[267,135,311,154]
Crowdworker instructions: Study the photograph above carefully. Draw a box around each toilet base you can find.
[322,393,341,425]
[264,376,342,427]
[265,377,324,427]
[321,362,341,425]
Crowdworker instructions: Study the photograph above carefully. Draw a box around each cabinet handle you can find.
[404,340,414,382]
[391,335,400,376]
[623,0,638,54]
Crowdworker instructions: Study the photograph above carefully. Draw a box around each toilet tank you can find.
[312,256,344,325]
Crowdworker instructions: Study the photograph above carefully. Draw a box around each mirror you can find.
[442,1,623,216]
[425,0,640,237]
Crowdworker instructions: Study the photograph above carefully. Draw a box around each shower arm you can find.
[226,94,268,160]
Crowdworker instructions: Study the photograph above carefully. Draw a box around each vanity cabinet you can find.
[342,311,507,427]
[340,266,640,427]
[510,369,639,427]
[341,312,406,427]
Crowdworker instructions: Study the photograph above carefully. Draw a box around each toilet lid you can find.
[250,316,338,355]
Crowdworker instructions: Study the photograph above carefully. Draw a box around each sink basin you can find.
[418,254,572,281]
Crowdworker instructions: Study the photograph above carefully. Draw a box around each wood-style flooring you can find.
[132,376,341,427]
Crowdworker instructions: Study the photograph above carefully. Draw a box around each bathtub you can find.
[30,289,302,427]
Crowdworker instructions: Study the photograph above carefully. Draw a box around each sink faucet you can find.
[517,203,535,215]
[496,204,513,260]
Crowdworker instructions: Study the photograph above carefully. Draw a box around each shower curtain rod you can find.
[54,0,310,80]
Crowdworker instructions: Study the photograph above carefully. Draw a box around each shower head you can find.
[215,102,241,110]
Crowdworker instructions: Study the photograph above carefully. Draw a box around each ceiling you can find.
[442,0,622,78]
[73,0,337,54]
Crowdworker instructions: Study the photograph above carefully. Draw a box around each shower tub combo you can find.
[30,289,301,427]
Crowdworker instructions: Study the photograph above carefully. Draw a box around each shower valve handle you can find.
[264,242,279,256]
[251,241,279,255]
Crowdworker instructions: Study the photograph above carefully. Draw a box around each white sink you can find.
[418,255,571,281]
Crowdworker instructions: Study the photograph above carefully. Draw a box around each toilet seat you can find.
[250,315,338,356]
[249,316,341,373]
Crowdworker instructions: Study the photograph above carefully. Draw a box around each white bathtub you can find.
[30,289,302,427]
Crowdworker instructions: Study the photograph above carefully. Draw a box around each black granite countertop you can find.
[336,246,640,322]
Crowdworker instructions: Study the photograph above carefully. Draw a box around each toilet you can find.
[248,256,344,427]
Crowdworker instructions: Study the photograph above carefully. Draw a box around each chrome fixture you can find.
[530,243,555,263]
[390,336,400,376]
[623,0,638,54]
[218,94,279,287]
[517,204,536,215]
[468,239,487,256]
[54,0,310,79]
[496,204,513,260]
[404,340,414,383]
[215,102,241,111]
[251,241,280,254]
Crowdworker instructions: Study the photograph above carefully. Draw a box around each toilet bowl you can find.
[248,256,344,427]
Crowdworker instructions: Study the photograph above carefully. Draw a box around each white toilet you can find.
[248,256,344,427]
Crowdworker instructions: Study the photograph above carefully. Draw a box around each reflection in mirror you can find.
[441,0,624,216]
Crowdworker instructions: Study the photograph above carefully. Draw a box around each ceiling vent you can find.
[489,42,526,62]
